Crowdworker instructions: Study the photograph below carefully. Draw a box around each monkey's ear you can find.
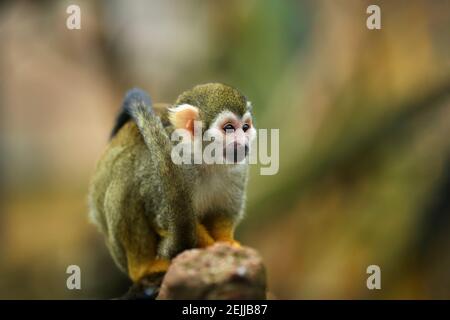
[168,104,199,133]
[246,100,253,112]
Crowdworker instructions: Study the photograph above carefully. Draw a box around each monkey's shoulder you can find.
[111,101,171,142]
[100,105,176,171]
[109,121,143,147]
[95,122,148,177]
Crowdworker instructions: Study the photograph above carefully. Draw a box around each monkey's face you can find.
[206,110,256,164]
[169,83,255,165]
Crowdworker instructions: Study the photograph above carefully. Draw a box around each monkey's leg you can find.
[196,222,215,248]
[104,180,171,284]
[204,216,241,247]
[122,228,170,283]
[119,227,170,300]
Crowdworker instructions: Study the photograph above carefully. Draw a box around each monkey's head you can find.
[169,83,256,164]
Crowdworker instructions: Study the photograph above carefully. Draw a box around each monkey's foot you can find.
[128,258,171,283]
[121,272,166,300]
[216,239,241,248]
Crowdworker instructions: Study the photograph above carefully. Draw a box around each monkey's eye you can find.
[242,123,250,132]
[223,123,235,132]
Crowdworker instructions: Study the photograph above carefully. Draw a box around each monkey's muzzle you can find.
[224,142,248,163]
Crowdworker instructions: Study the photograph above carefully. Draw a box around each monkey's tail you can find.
[110,88,153,139]
[125,88,197,255]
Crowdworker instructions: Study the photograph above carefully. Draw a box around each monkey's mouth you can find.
[223,143,248,163]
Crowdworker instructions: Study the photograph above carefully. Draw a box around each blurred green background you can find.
[0,0,449,299]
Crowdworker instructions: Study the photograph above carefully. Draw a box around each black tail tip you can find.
[123,88,152,110]
[110,88,153,139]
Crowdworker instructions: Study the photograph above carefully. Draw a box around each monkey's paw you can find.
[218,239,241,248]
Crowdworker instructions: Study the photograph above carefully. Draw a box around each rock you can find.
[157,243,267,300]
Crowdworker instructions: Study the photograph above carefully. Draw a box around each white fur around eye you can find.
[210,110,238,129]
[242,111,252,123]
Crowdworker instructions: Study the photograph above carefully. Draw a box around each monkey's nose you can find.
[232,143,248,163]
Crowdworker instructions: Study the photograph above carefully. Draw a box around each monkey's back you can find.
[89,102,174,225]
[88,122,155,270]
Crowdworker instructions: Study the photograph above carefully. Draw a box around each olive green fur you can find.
[175,83,249,128]
[88,83,250,279]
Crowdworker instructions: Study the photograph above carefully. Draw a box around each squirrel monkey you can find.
[88,83,255,297]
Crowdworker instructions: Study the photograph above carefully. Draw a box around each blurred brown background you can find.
[0,0,449,299]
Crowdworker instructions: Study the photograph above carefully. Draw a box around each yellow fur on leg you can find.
[122,228,170,282]
[127,255,170,283]
[196,222,215,248]
[205,217,240,247]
